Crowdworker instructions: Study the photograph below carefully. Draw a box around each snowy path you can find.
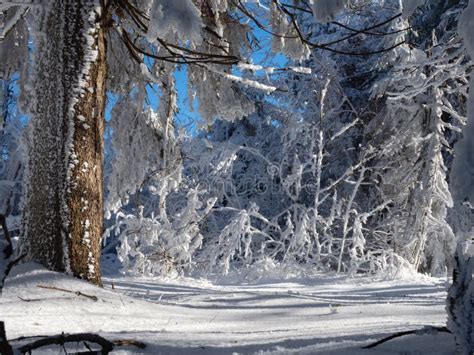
[0,263,456,354]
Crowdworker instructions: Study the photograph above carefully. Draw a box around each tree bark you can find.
[447,243,474,355]
[65,0,108,286]
[0,321,13,355]
[20,0,108,285]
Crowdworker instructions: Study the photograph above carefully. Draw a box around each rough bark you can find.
[0,321,13,355]
[20,0,108,285]
[66,1,108,286]
[447,243,474,355]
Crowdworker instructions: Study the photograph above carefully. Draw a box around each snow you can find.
[291,67,312,74]
[401,0,425,18]
[0,263,455,354]
[203,65,277,94]
[146,0,203,44]
[0,5,26,40]
[451,0,474,209]
[311,0,348,24]
[448,1,474,334]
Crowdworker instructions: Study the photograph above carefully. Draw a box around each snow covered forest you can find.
[0,0,473,353]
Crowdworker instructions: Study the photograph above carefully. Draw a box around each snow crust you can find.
[0,263,456,353]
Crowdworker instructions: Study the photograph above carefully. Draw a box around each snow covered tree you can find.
[4,0,245,284]
[448,0,474,353]
[1,0,470,300]
[0,4,27,230]
[348,0,470,276]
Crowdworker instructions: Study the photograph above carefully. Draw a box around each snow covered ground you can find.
[0,263,456,354]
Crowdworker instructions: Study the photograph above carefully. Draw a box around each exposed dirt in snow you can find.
[0,263,456,354]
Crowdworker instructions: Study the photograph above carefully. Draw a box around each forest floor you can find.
[0,262,456,354]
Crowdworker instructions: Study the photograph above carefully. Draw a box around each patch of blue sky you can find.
[174,65,200,134]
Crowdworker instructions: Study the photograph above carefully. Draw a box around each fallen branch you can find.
[17,333,114,354]
[2,253,26,283]
[9,334,49,342]
[36,285,99,301]
[362,326,451,349]
[0,323,145,354]
[17,296,42,302]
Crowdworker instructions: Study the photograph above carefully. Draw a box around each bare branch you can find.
[362,326,451,349]
[36,285,99,301]
[17,333,115,354]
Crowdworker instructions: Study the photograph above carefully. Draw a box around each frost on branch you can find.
[0,5,28,80]
[146,0,203,44]
[106,94,180,216]
[447,1,474,354]
[186,3,255,122]
[311,0,348,24]
[188,65,255,123]
[0,106,23,220]
[451,0,474,206]
[401,0,426,18]
[366,4,470,274]
[270,3,310,60]
[114,188,216,276]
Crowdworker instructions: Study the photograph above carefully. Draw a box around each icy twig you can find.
[362,326,450,349]
[36,285,99,302]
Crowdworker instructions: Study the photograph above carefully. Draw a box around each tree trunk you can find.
[0,321,12,355]
[447,243,474,355]
[20,0,108,285]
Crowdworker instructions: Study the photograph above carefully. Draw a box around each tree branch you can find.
[36,285,99,302]
[17,333,115,354]
[1,213,24,294]
[362,326,451,349]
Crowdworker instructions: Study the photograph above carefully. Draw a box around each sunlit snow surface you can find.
[0,263,455,354]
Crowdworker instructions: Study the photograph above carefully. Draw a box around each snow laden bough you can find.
[447,1,474,354]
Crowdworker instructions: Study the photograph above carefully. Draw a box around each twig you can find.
[0,214,12,254]
[1,213,26,293]
[17,296,41,302]
[362,326,451,349]
[1,254,26,291]
[36,285,99,301]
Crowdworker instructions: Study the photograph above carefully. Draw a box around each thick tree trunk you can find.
[20,1,107,285]
[0,321,12,355]
[66,1,108,286]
